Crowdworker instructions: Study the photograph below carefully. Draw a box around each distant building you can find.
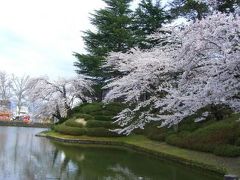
[16,106,29,116]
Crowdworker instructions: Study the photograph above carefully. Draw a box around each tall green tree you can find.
[214,0,240,13]
[169,0,240,21]
[134,0,169,35]
[74,0,134,79]
[133,0,171,48]
[73,0,135,100]
[169,0,208,21]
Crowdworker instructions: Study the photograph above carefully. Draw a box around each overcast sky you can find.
[0,0,108,79]
[0,0,170,79]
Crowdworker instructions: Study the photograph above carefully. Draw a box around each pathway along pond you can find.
[0,127,221,180]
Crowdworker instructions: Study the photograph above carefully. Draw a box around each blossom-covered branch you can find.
[104,12,240,134]
[27,75,93,120]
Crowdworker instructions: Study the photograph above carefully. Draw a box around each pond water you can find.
[0,126,221,180]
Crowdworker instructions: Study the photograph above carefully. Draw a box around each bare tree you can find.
[11,75,30,115]
[0,71,12,100]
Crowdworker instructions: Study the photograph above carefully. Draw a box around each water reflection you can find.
[0,127,221,180]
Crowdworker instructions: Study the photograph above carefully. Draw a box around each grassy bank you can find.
[39,131,240,176]
[140,113,240,157]
[54,103,240,157]
[48,102,240,176]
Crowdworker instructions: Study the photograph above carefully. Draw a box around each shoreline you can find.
[0,121,52,128]
[37,131,240,177]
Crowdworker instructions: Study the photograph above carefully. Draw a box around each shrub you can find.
[165,120,240,156]
[191,121,239,145]
[80,103,103,114]
[54,124,87,136]
[94,115,113,121]
[65,119,86,128]
[235,138,240,146]
[144,124,168,142]
[213,145,240,157]
[86,127,123,137]
[71,113,94,121]
[86,120,118,129]
[90,110,115,116]
[68,103,89,116]
[147,132,166,141]
[103,102,126,114]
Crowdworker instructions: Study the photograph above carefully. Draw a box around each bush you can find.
[65,119,86,128]
[54,124,87,136]
[80,103,103,114]
[103,102,126,114]
[71,113,94,121]
[166,133,215,152]
[86,127,123,137]
[165,120,240,156]
[144,124,168,142]
[213,145,240,157]
[69,103,89,116]
[90,110,116,116]
[54,124,122,137]
[86,120,118,129]
[94,115,113,121]
[235,138,240,146]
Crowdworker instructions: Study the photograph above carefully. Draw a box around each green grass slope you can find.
[54,102,125,137]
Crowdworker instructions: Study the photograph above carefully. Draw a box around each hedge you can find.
[165,120,240,156]
[85,127,123,137]
[54,122,122,137]
[213,145,240,157]
[80,103,103,114]
[54,124,87,136]
[70,113,94,121]
[94,115,113,121]
[65,119,85,128]
[86,120,118,129]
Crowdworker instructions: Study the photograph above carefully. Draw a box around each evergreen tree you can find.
[169,0,208,21]
[169,0,240,21]
[214,0,240,14]
[73,0,135,100]
[74,0,134,79]
[133,0,171,48]
[134,0,169,35]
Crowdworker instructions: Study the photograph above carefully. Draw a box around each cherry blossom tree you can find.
[104,12,240,134]
[27,76,93,121]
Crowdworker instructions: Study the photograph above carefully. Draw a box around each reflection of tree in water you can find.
[0,127,221,180]
[50,146,146,180]
[51,141,221,180]
[0,127,69,180]
[50,147,81,180]
[50,142,162,180]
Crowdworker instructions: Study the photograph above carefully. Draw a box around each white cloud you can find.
[0,0,105,79]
